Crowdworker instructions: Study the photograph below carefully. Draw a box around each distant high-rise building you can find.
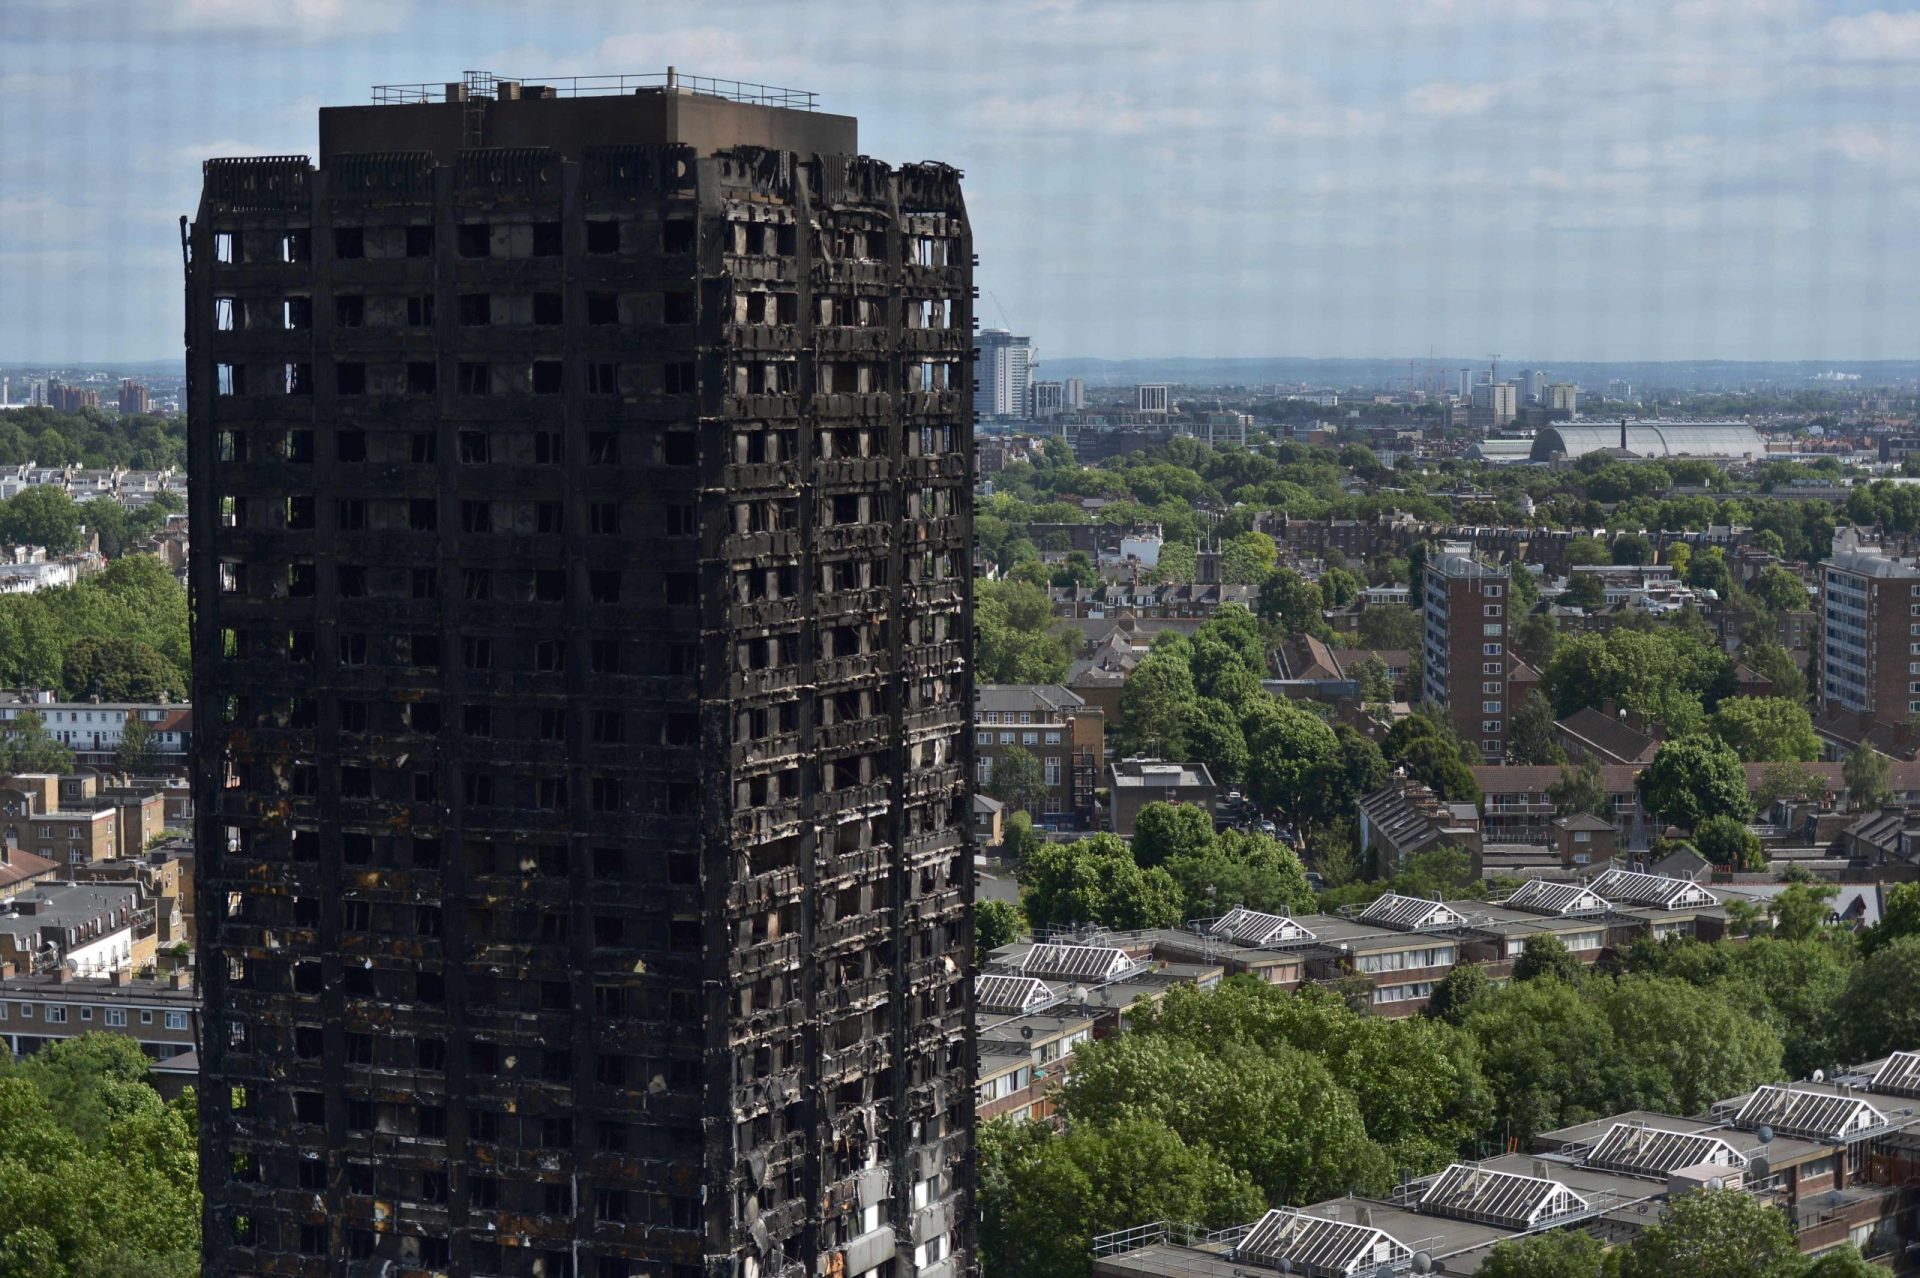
[46,380,99,412]
[1549,383,1578,415]
[1607,379,1632,400]
[1469,381,1516,431]
[1064,376,1085,410]
[1031,380,1065,418]
[188,74,974,1278]
[1457,368,1471,398]
[119,379,150,414]
[1819,530,1920,736]
[1422,541,1510,760]
[1517,369,1547,403]
[975,327,1033,418]
[1136,383,1170,416]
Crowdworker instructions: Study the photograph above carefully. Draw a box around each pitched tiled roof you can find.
[1555,707,1659,765]
[0,848,58,893]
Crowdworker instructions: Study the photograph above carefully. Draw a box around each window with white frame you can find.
[165,1011,188,1030]
[45,1006,66,1024]
[1044,756,1061,786]
[105,1008,125,1027]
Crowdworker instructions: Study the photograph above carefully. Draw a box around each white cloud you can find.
[1827,9,1920,60]
[1405,80,1503,117]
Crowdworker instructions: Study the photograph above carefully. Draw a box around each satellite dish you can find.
[1756,1125,1774,1145]
[1706,1176,1723,1191]
[1021,1025,1033,1040]
[1813,1069,1826,1083]
[1276,1263,1293,1275]
[1413,1254,1435,1274]
[1375,1265,1397,1278]
[1750,1156,1771,1181]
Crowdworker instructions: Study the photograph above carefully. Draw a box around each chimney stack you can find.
[1620,416,1628,452]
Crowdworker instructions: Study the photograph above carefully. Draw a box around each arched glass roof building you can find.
[1530,420,1766,462]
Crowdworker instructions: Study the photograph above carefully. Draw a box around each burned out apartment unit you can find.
[187,74,974,1278]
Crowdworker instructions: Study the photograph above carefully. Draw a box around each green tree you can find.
[1708,696,1819,763]
[1355,603,1422,650]
[1351,654,1393,705]
[1219,531,1278,584]
[1638,735,1751,829]
[1751,760,1828,812]
[975,579,1075,683]
[0,1033,200,1278]
[1616,1188,1802,1278]
[1749,563,1810,614]
[1425,961,1493,1026]
[1802,1246,1894,1278]
[977,1116,1264,1278]
[1691,814,1762,871]
[1019,835,1183,932]
[113,715,162,776]
[975,899,1025,961]
[987,746,1047,816]
[0,484,84,554]
[1564,572,1607,611]
[1836,935,1920,1061]
[1510,690,1567,765]
[1603,975,1782,1113]
[1175,698,1250,787]
[1060,1032,1389,1204]
[1548,757,1611,819]
[1116,643,1198,756]
[1462,978,1633,1142]
[1739,640,1806,705]
[1163,829,1313,917]
[1843,744,1894,812]
[1245,699,1341,833]
[60,636,183,702]
[1129,801,1216,870]
[1478,1230,1609,1278]
[1257,568,1326,637]
[0,708,74,774]
[1728,937,1852,1078]
[1864,881,1920,957]
[1686,545,1734,596]
[1319,564,1362,608]
[1564,535,1608,565]
[1000,810,1042,865]
[1512,934,1586,984]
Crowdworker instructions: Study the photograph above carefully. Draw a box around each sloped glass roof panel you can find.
[1018,943,1131,982]
[1872,1052,1920,1098]
[1358,893,1467,931]
[1235,1208,1411,1276]
[1503,880,1611,916]
[1588,868,1717,910]
[1417,1163,1589,1229]
[1210,906,1316,947]
[1584,1123,1748,1175]
[1733,1085,1886,1141]
[975,974,1052,1014]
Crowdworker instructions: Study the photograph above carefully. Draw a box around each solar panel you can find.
[975,974,1052,1015]
[1417,1163,1588,1230]
[1732,1086,1886,1141]
[1235,1208,1410,1276]
[1584,1123,1748,1176]
[1588,868,1717,910]
[1018,943,1131,982]
[1871,1052,1920,1099]
[1358,893,1467,932]
[1503,880,1611,917]
[1210,906,1316,947]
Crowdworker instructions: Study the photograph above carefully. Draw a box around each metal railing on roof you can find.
[371,70,817,110]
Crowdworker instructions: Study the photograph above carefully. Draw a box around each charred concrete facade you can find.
[187,79,974,1278]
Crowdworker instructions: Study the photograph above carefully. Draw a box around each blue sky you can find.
[3,0,1919,363]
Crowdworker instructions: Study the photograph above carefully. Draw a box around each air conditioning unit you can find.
[1668,1162,1743,1194]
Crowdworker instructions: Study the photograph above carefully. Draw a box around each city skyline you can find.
[7,0,1920,364]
